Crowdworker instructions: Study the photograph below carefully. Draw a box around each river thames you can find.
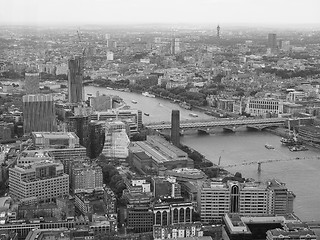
[85,86,320,223]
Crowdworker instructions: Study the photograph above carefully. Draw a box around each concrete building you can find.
[153,222,203,240]
[153,202,193,226]
[22,94,56,134]
[16,150,53,166]
[9,160,69,204]
[31,132,87,161]
[200,180,295,222]
[70,160,103,194]
[152,176,182,199]
[222,213,315,240]
[68,56,83,103]
[24,72,39,94]
[91,109,142,135]
[126,205,154,233]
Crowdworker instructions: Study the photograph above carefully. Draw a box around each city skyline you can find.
[1,0,320,27]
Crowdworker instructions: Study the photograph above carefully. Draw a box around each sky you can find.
[0,0,320,26]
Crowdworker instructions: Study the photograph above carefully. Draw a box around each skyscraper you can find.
[170,38,180,55]
[68,56,83,103]
[171,110,180,147]
[217,25,221,39]
[25,72,40,94]
[22,94,56,134]
[268,33,277,50]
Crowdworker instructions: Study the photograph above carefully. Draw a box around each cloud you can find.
[0,0,319,25]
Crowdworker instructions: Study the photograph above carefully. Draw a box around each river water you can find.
[85,86,320,223]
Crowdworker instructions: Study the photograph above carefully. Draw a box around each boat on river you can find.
[265,144,274,149]
[289,145,308,152]
[189,113,198,118]
[142,92,155,98]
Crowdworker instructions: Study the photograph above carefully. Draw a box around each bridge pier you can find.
[197,129,210,135]
[223,126,237,132]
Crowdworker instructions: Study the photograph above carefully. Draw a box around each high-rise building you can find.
[88,121,105,159]
[217,25,221,39]
[68,56,83,103]
[22,94,56,134]
[268,33,277,50]
[9,160,69,204]
[25,72,40,94]
[171,110,180,147]
[67,115,90,147]
[171,38,180,55]
[102,121,130,159]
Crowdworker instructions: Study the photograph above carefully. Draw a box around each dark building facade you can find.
[268,33,277,50]
[68,56,83,103]
[171,110,180,147]
[22,94,56,134]
[88,121,105,159]
[67,116,90,148]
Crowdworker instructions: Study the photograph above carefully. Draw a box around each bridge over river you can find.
[145,117,286,131]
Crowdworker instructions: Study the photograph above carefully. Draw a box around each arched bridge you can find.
[145,117,285,130]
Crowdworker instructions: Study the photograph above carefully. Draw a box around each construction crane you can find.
[220,156,320,172]
[76,30,86,57]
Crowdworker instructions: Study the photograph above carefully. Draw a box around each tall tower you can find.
[68,56,83,103]
[268,33,277,50]
[22,94,56,134]
[217,25,221,39]
[25,72,40,94]
[171,110,180,147]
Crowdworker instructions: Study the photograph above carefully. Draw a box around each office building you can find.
[91,109,142,134]
[70,160,103,194]
[87,121,105,159]
[31,132,87,161]
[16,150,53,166]
[200,180,295,223]
[153,202,193,226]
[245,98,283,117]
[22,94,56,134]
[68,56,83,103]
[171,38,180,55]
[126,205,154,233]
[223,213,316,240]
[102,121,130,159]
[268,33,277,50]
[171,110,180,147]
[152,176,182,199]
[24,72,40,94]
[9,160,69,204]
[32,132,80,148]
[66,115,90,147]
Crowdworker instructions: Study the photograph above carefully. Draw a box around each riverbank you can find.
[266,127,320,150]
